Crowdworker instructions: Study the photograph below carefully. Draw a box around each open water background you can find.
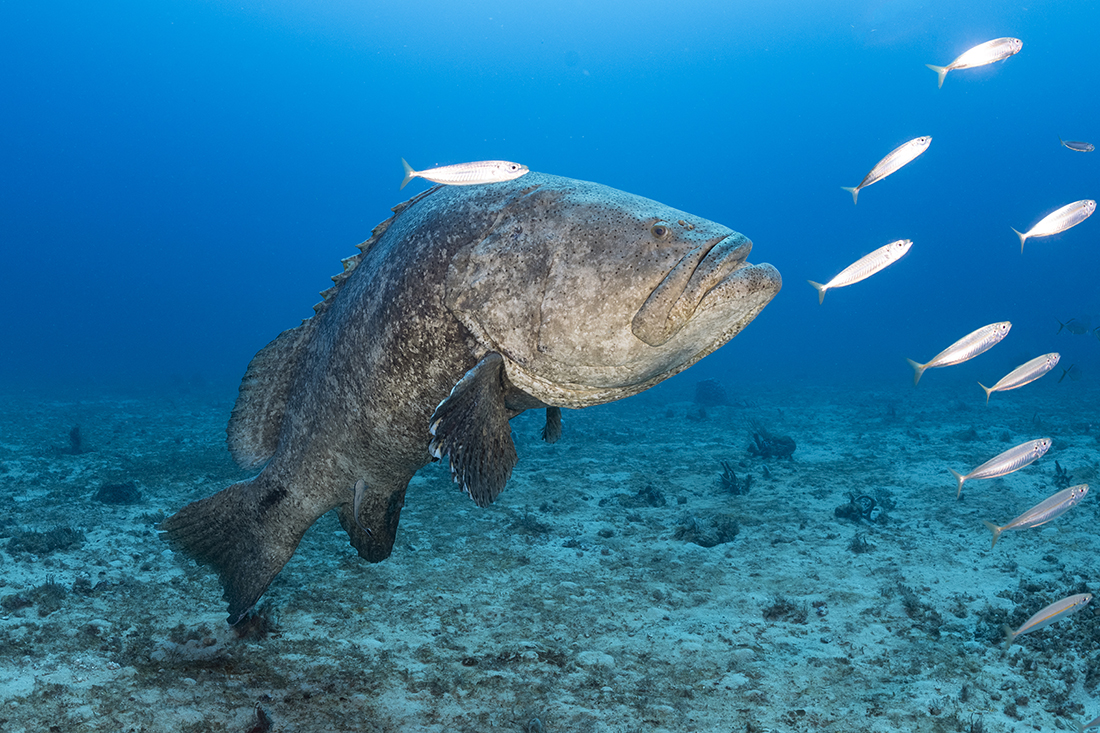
[2,0,1098,397]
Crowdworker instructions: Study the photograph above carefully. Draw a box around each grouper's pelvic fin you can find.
[428,352,518,508]
[159,476,307,624]
[542,406,562,444]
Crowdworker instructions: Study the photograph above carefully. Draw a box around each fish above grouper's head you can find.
[443,175,782,408]
[160,171,780,623]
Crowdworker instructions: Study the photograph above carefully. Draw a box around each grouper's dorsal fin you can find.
[228,188,441,470]
[428,352,518,508]
[312,186,440,318]
[227,319,318,470]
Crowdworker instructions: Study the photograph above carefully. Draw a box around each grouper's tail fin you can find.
[159,476,305,624]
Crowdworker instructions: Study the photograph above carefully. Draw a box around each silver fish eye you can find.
[650,223,671,240]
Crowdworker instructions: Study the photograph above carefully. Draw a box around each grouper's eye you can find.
[650,223,671,240]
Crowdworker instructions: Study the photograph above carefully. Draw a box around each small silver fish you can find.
[1060,138,1095,153]
[978,352,1060,403]
[926,37,1023,88]
[841,136,931,205]
[950,437,1051,499]
[1005,592,1091,650]
[807,239,912,304]
[400,158,530,190]
[1012,199,1096,252]
[906,321,1011,386]
[982,483,1088,548]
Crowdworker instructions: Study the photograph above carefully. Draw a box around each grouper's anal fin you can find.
[159,476,305,624]
[428,352,518,508]
[336,482,407,563]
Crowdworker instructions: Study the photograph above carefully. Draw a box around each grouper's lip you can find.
[687,235,753,295]
[631,233,752,347]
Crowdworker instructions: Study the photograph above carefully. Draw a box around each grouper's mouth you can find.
[631,233,754,347]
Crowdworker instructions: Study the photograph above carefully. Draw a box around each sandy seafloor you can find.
[2,371,1099,733]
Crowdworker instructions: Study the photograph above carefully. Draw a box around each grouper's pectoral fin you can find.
[542,406,562,444]
[428,352,518,508]
[336,480,407,563]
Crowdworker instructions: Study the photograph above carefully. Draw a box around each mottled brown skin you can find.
[160,173,781,622]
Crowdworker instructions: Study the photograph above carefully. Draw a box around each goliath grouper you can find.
[160,172,781,622]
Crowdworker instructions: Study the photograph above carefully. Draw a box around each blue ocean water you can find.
[3,4,1100,730]
[3,0,1096,395]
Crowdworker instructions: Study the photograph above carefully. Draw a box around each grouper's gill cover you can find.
[161,172,780,622]
[445,178,781,407]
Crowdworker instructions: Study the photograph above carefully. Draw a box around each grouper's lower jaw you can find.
[688,261,782,359]
[502,262,781,410]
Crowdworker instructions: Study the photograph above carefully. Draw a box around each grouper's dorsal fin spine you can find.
[229,187,442,470]
[313,186,441,316]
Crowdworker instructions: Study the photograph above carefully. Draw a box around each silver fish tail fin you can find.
[1011,227,1027,253]
[807,280,827,305]
[399,158,417,190]
[982,520,1004,549]
[925,63,948,89]
[905,357,926,386]
[978,381,994,403]
[950,468,966,500]
[159,475,306,624]
[840,185,859,205]
[1003,623,1018,651]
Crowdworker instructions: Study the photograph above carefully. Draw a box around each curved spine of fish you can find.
[979,352,1060,403]
[983,483,1088,549]
[926,37,1023,88]
[1004,592,1091,650]
[808,239,912,304]
[950,437,1051,500]
[841,136,931,204]
[906,321,1011,386]
[1012,199,1096,252]
[400,158,530,189]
